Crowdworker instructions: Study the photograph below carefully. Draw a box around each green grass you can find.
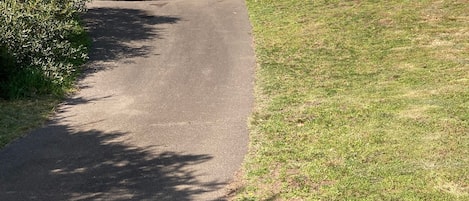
[0,97,60,148]
[237,0,468,200]
[0,17,89,149]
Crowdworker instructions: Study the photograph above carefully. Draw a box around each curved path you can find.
[0,1,255,200]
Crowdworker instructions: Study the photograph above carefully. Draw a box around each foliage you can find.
[0,0,89,99]
[238,0,469,200]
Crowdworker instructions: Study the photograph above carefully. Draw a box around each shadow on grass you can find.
[0,123,223,200]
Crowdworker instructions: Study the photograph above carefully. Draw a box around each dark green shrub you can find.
[0,0,89,99]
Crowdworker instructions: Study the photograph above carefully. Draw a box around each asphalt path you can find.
[0,0,255,200]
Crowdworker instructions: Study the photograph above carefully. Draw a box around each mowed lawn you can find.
[237,0,468,200]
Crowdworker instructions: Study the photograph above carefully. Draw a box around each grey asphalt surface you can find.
[0,0,255,200]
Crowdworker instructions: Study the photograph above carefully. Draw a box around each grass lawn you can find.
[237,0,468,200]
[0,97,59,148]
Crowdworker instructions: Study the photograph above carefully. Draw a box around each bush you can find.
[0,0,89,99]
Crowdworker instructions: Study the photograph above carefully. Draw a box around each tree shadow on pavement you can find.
[83,7,180,70]
[0,123,224,200]
[0,5,218,201]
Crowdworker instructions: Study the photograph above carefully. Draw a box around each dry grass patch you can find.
[237,0,468,200]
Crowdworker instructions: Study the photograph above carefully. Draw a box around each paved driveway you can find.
[0,1,255,200]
